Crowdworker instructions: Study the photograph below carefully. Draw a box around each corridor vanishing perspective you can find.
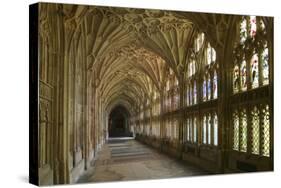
[30,2,274,186]
[77,138,208,183]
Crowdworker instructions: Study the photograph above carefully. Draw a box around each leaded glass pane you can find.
[233,65,240,93]
[194,81,197,104]
[213,71,218,99]
[189,62,192,77]
[212,48,216,62]
[240,110,247,152]
[214,113,218,146]
[195,33,205,52]
[250,16,257,38]
[262,105,270,157]
[203,78,207,101]
[251,106,260,155]
[233,112,239,151]
[207,74,211,100]
[240,60,247,91]
[251,53,259,88]
[261,47,269,85]
[240,17,248,44]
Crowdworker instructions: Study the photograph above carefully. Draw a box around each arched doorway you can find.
[108,105,132,137]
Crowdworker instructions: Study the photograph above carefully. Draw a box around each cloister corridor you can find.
[30,2,273,186]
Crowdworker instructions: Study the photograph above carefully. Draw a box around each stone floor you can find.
[77,137,209,183]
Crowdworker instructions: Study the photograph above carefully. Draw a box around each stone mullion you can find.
[217,43,228,172]
[246,106,251,155]
[268,20,274,162]
[177,74,184,154]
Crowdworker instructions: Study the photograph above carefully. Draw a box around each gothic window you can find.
[233,16,270,93]
[201,42,218,102]
[232,105,270,157]
[201,112,218,146]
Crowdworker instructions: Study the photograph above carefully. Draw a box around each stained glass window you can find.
[194,81,197,104]
[207,114,212,145]
[213,70,218,99]
[251,106,260,155]
[240,60,247,91]
[203,115,207,144]
[207,74,211,100]
[213,113,218,146]
[261,46,269,85]
[233,64,240,93]
[249,16,257,38]
[251,53,259,88]
[262,105,270,157]
[234,16,270,94]
[203,77,207,101]
[240,17,248,44]
[240,109,247,152]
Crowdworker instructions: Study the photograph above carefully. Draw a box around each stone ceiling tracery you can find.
[60,4,236,115]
